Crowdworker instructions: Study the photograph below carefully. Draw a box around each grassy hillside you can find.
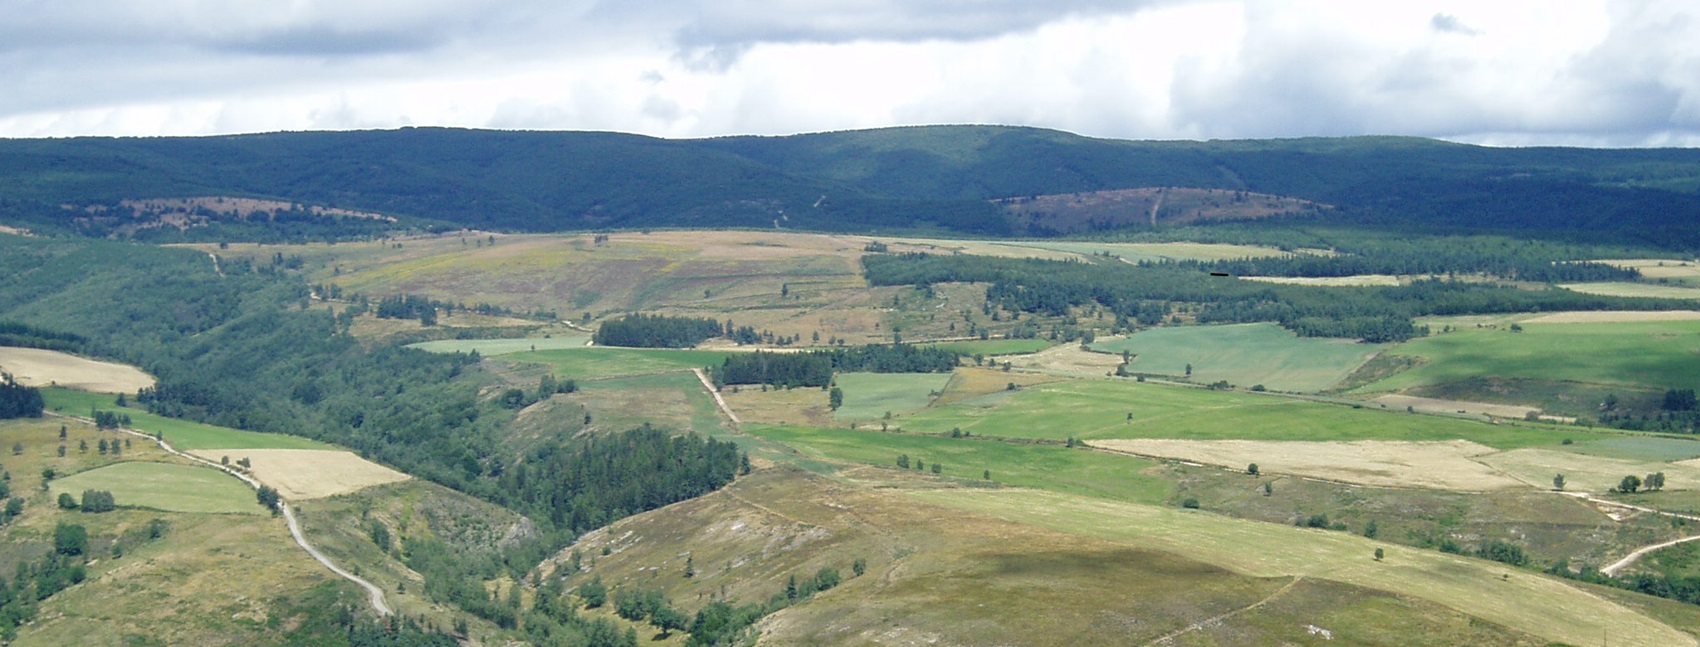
[1359,320,1700,394]
[1089,322,1386,391]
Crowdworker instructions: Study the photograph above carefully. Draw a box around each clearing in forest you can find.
[1559,282,1700,299]
[49,461,262,514]
[407,334,591,355]
[1088,438,1524,491]
[188,449,409,499]
[0,347,155,393]
[1238,274,1405,286]
[1088,323,1385,392]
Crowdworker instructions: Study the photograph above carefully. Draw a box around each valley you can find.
[4,128,1700,645]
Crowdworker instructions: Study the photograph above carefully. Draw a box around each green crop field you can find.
[1356,320,1700,393]
[895,379,1593,449]
[43,388,337,451]
[831,372,954,420]
[1562,436,1700,462]
[576,371,729,434]
[919,339,1053,356]
[914,488,1692,647]
[407,334,591,355]
[49,461,262,514]
[746,424,1172,504]
[1089,323,1385,392]
[504,347,736,379]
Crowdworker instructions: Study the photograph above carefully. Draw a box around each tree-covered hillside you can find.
[4,126,1700,246]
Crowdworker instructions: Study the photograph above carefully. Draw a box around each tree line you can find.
[708,344,961,388]
[592,314,725,348]
[863,252,1693,343]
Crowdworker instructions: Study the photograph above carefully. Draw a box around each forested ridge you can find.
[5,126,1700,246]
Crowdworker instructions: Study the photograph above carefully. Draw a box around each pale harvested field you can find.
[1598,259,1700,279]
[610,230,871,260]
[1004,344,1125,377]
[1560,282,1700,299]
[0,347,155,393]
[1089,438,1528,490]
[1484,448,1700,492]
[189,449,409,499]
[876,237,1085,261]
[1523,310,1700,324]
[1371,394,1538,419]
[1239,274,1405,287]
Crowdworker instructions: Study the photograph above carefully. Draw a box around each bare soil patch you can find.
[188,449,409,499]
[0,347,155,393]
[1524,310,1700,324]
[1372,394,1540,419]
[1090,438,1526,491]
[1004,344,1124,376]
[1240,275,1405,287]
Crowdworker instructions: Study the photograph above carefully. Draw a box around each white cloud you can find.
[0,0,1695,146]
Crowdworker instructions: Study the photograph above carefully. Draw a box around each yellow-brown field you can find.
[0,346,155,393]
[189,449,410,499]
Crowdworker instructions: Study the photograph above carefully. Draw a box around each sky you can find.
[2,0,1696,146]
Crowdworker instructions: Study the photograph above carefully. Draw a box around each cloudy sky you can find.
[2,0,1696,146]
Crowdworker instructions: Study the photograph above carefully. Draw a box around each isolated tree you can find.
[57,492,78,510]
[1647,472,1666,492]
[1620,474,1642,494]
[931,462,942,474]
[54,522,87,556]
[256,485,281,515]
[579,575,608,608]
[1363,520,1379,539]
[896,454,910,469]
[56,445,65,457]
[853,558,868,577]
[1247,463,1259,476]
[78,439,87,453]
[651,605,689,637]
[58,425,67,440]
[829,387,843,411]
[1553,473,1566,491]
[1185,363,1193,377]
[1263,482,1273,496]
[9,442,19,456]
[1374,547,1385,561]
[983,469,991,480]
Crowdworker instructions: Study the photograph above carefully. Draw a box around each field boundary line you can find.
[46,411,393,616]
[1145,575,1302,645]
[693,368,742,425]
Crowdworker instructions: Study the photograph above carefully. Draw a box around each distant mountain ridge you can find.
[2,125,1699,245]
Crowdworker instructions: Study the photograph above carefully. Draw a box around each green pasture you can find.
[746,425,1172,504]
[504,347,735,379]
[919,338,1052,356]
[407,334,590,356]
[1560,436,1700,462]
[1089,323,1384,392]
[1357,320,1700,393]
[896,379,1591,449]
[576,371,729,434]
[913,488,1691,647]
[50,461,261,514]
[832,372,954,420]
[43,388,335,451]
